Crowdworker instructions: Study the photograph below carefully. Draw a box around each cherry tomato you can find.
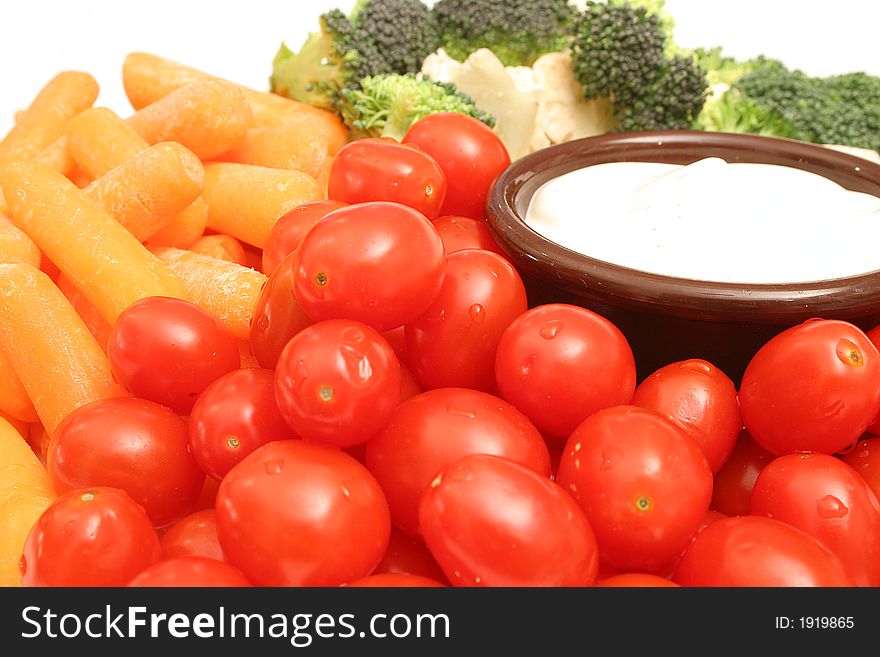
[262,199,347,275]
[48,397,205,526]
[631,358,741,473]
[739,319,880,455]
[215,440,391,586]
[365,387,551,538]
[293,201,446,332]
[372,527,448,583]
[431,214,507,258]
[495,303,636,438]
[556,405,713,571]
[420,454,599,587]
[345,573,446,587]
[249,250,314,369]
[710,429,774,516]
[160,509,226,562]
[108,296,240,415]
[189,368,297,480]
[750,453,880,586]
[21,487,161,586]
[128,557,251,587]
[328,138,447,220]
[597,573,680,587]
[274,319,401,448]
[403,112,510,219]
[673,516,856,586]
[405,249,527,391]
[839,437,880,501]
[864,324,880,435]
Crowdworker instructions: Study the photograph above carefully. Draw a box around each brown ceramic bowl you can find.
[486,130,880,384]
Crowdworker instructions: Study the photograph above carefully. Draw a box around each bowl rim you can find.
[486,130,880,323]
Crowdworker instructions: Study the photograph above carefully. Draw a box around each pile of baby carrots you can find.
[0,53,349,585]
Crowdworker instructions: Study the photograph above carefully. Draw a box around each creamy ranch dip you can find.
[524,157,880,284]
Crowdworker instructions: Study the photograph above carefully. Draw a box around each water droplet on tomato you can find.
[468,304,486,323]
[600,446,623,470]
[816,495,848,518]
[340,485,351,499]
[681,360,711,375]
[265,458,284,475]
[540,321,564,339]
[446,406,476,419]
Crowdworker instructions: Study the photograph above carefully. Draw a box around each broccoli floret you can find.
[432,0,578,66]
[351,0,440,75]
[691,47,762,86]
[271,9,386,112]
[571,1,708,132]
[336,73,495,141]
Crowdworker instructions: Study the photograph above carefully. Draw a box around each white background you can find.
[0,0,878,135]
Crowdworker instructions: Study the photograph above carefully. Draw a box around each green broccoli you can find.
[336,73,495,141]
[351,0,440,75]
[432,0,578,66]
[571,1,708,132]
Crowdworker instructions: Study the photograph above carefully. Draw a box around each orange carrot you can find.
[203,162,321,249]
[0,213,41,267]
[0,160,188,324]
[152,247,267,340]
[56,274,113,352]
[127,80,252,160]
[146,196,208,249]
[0,415,55,587]
[82,141,205,241]
[0,346,38,424]
[0,411,28,440]
[189,234,246,265]
[219,124,332,180]
[66,107,148,179]
[0,71,98,163]
[34,135,76,176]
[0,263,126,437]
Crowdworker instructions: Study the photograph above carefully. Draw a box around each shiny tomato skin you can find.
[674,515,856,587]
[274,319,401,448]
[631,359,741,473]
[372,527,448,583]
[556,405,713,572]
[215,440,391,587]
[345,573,446,587]
[405,249,527,392]
[107,296,240,415]
[495,303,637,438]
[750,453,880,586]
[403,112,510,219]
[431,214,507,258]
[262,199,347,275]
[365,387,551,538]
[48,397,205,527]
[189,368,297,480]
[328,139,447,220]
[419,454,599,587]
[739,319,880,455]
[128,557,251,587]
[21,487,161,587]
[597,573,680,587]
[293,201,446,332]
[160,509,226,562]
[711,429,774,516]
[839,437,880,501]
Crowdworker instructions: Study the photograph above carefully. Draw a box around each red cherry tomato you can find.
[710,429,774,516]
[372,527,448,583]
[739,319,880,455]
[839,437,880,501]
[556,405,713,572]
[328,138,447,220]
[107,296,240,415]
[128,557,251,587]
[21,487,161,586]
[48,397,205,526]
[365,387,551,538]
[215,440,391,586]
[495,303,637,438]
[189,368,297,480]
[262,199,347,275]
[403,112,510,219]
[274,319,401,448]
[674,516,856,587]
[631,358,741,473]
[345,573,446,587]
[597,573,680,587]
[160,509,226,562]
[293,201,446,332]
[405,249,527,391]
[750,452,880,586]
[431,214,507,258]
[420,454,599,587]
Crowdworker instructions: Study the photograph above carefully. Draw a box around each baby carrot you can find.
[66,107,148,179]
[0,213,41,267]
[0,410,28,440]
[56,274,113,352]
[152,247,267,340]
[127,80,252,161]
[0,346,38,424]
[0,263,126,437]
[82,141,205,241]
[146,196,208,249]
[0,71,98,163]
[34,136,76,177]
[0,160,188,324]
[219,124,332,180]
[0,416,55,587]
[189,234,246,265]
[203,162,321,249]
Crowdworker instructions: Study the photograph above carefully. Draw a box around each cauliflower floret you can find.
[420,47,462,84]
